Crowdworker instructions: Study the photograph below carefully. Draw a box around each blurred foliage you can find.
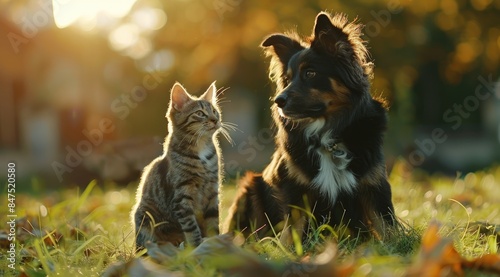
[119,0,500,153]
[138,0,500,118]
[3,0,499,136]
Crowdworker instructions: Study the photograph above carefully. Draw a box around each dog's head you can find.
[262,12,373,121]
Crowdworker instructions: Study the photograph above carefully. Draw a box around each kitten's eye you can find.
[304,70,316,79]
[196,111,206,117]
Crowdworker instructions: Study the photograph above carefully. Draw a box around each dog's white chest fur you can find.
[305,119,357,204]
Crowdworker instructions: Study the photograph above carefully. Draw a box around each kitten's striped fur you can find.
[131,82,228,250]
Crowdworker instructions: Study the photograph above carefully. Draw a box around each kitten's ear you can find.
[170,82,192,111]
[201,81,217,103]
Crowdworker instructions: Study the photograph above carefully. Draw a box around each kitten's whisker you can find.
[216,87,230,97]
[195,129,205,145]
[216,99,231,105]
[179,132,191,146]
[222,121,238,127]
[215,88,231,106]
[189,132,196,145]
[219,128,234,146]
[221,122,240,132]
[196,128,205,146]
[190,130,200,145]
[186,129,202,145]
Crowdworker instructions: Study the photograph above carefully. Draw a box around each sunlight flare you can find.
[52,0,137,29]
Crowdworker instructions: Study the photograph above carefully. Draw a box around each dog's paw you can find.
[324,137,338,152]
[324,138,351,161]
[324,138,345,156]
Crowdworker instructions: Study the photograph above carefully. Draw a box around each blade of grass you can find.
[291,228,303,256]
[33,239,54,276]
[72,235,103,256]
[449,198,471,241]
[69,180,97,217]
[487,235,497,254]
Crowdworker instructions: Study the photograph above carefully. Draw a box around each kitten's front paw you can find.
[179,241,185,250]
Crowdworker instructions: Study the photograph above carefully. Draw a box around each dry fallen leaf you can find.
[463,253,500,274]
[406,221,500,277]
[406,222,463,277]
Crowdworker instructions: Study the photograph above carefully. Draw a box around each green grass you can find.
[1,160,499,276]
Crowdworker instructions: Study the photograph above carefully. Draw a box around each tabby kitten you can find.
[131,82,227,250]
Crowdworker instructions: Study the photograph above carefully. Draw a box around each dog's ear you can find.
[311,12,350,55]
[261,34,303,65]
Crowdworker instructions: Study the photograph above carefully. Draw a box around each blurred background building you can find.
[0,0,499,188]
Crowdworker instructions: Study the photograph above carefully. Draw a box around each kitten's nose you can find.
[209,117,218,126]
[274,94,287,108]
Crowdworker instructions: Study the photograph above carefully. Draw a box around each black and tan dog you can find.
[225,12,395,240]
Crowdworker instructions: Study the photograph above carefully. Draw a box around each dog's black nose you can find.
[274,94,287,108]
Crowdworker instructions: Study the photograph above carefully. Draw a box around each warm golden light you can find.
[52,0,137,29]
[109,23,139,51]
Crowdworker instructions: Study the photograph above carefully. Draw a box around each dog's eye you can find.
[304,70,316,79]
